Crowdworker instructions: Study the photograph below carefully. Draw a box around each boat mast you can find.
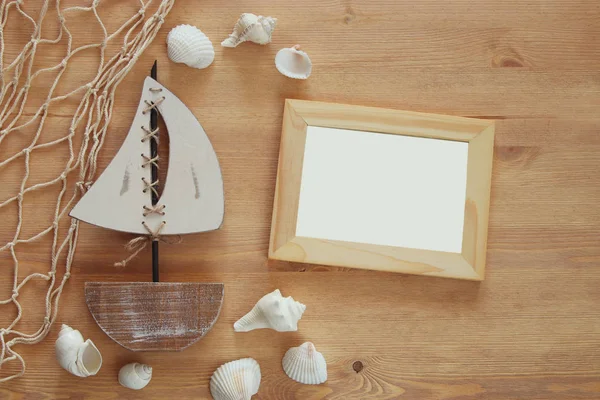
[150,61,160,282]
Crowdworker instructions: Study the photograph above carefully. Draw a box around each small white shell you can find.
[210,358,261,400]
[118,363,152,390]
[55,324,102,377]
[282,342,327,385]
[221,13,277,48]
[234,289,306,332]
[167,24,215,69]
[275,45,312,79]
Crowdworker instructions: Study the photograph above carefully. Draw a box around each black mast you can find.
[150,61,159,283]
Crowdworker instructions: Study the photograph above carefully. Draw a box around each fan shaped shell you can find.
[282,342,327,385]
[210,358,261,400]
[167,24,215,69]
[275,46,312,79]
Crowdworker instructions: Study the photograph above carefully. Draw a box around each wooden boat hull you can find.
[85,282,224,351]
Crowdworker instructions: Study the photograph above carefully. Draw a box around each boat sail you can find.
[70,76,224,235]
[70,65,224,352]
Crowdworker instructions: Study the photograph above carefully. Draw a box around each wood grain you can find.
[85,282,224,351]
[1,0,599,398]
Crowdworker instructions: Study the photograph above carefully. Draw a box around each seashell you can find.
[282,342,327,385]
[167,24,215,69]
[55,324,102,377]
[275,45,312,79]
[234,289,306,332]
[210,358,261,400]
[221,13,277,48]
[118,362,152,390]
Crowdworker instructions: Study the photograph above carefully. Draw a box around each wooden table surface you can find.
[2,0,599,399]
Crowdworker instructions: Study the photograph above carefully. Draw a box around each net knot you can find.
[154,14,164,22]
[43,317,50,325]
[11,291,18,300]
[60,59,68,68]
[23,83,30,90]
[22,148,30,155]
[58,15,65,24]
[64,272,71,279]
[6,242,15,249]
[16,193,23,201]
[48,271,55,277]
[138,8,146,16]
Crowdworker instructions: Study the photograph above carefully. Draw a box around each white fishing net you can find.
[0,0,175,382]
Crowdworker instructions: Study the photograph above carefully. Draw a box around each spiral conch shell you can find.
[55,324,102,377]
[275,45,312,79]
[221,13,277,48]
[210,358,261,400]
[282,342,327,385]
[167,24,215,69]
[118,363,152,390]
[234,289,306,332]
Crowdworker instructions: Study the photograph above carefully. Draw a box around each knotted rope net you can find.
[0,0,175,382]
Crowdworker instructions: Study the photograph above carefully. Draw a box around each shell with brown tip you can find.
[282,342,327,385]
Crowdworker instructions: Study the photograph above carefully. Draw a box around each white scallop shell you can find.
[221,13,277,48]
[282,342,327,385]
[118,363,152,390]
[167,24,215,69]
[55,324,102,378]
[210,358,261,400]
[275,45,312,79]
[234,289,306,332]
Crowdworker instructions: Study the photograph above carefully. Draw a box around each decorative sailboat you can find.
[70,62,225,351]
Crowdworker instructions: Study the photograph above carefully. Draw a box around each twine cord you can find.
[0,0,175,383]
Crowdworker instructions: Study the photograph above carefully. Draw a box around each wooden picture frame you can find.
[269,100,495,281]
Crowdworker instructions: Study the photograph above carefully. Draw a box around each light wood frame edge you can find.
[269,100,495,281]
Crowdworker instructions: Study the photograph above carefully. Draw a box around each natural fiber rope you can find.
[0,0,175,382]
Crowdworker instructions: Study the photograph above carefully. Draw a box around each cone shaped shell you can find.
[221,13,277,48]
[167,24,215,69]
[282,342,327,385]
[55,324,102,377]
[234,289,306,332]
[210,358,261,400]
[275,46,312,79]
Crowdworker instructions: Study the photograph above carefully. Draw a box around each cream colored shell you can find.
[275,45,312,79]
[167,24,215,69]
[118,363,152,390]
[221,13,277,48]
[210,358,261,400]
[55,324,102,377]
[234,289,306,332]
[282,342,327,385]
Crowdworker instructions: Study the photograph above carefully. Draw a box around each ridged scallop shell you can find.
[234,289,306,332]
[210,358,261,400]
[282,342,327,385]
[221,13,277,48]
[167,24,215,69]
[275,45,312,79]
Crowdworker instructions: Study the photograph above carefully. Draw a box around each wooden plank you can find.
[1,0,599,398]
[84,282,224,351]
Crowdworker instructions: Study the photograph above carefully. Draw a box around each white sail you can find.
[70,77,224,235]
